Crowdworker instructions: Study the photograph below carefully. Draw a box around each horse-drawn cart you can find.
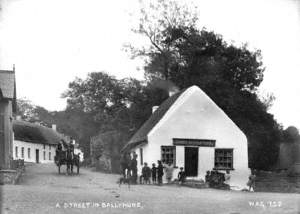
[54,147,80,174]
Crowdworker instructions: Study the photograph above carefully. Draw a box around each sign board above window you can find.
[173,138,215,147]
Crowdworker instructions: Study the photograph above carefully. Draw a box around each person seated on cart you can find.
[56,140,68,158]
[69,137,75,153]
[55,140,63,162]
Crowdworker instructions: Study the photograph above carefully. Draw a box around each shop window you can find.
[43,151,46,160]
[49,152,51,160]
[28,148,31,159]
[161,146,176,165]
[214,149,233,170]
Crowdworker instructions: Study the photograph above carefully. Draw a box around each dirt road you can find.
[1,163,299,214]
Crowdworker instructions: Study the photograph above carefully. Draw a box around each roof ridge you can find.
[0,70,15,73]
[122,87,188,151]
[13,120,63,145]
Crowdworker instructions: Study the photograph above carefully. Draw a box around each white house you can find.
[13,120,64,163]
[74,146,84,162]
[123,85,250,189]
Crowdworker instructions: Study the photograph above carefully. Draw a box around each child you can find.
[141,162,151,184]
[224,170,230,185]
[205,171,211,184]
[151,163,157,184]
[223,170,231,190]
[177,167,186,184]
[247,170,256,192]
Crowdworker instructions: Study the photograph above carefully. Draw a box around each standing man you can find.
[120,152,130,178]
[130,153,138,184]
[151,163,157,184]
[69,137,75,153]
[157,160,164,185]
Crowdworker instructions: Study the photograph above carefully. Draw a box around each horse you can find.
[55,144,80,175]
[66,148,80,174]
[66,147,74,174]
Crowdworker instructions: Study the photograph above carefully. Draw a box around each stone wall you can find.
[0,99,13,169]
[0,169,23,184]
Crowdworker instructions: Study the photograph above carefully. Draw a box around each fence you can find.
[10,159,25,170]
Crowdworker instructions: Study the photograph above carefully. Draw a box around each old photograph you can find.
[0,0,300,213]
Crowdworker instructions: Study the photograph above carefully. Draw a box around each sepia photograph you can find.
[0,0,300,213]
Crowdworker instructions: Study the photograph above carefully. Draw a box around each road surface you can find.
[1,163,299,214]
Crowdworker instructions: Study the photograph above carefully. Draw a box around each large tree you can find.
[127,0,282,170]
[62,71,168,163]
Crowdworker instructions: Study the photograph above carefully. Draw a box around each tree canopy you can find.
[126,0,282,170]
[16,0,286,170]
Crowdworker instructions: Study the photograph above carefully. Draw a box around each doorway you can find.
[36,149,39,163]
[184,147,198,176]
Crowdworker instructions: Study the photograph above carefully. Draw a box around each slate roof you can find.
[0,70,16,99]
[122,89,186,151]
[13,120,64,145]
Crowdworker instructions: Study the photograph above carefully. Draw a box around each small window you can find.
[43,151,46,160]
[161,146,176,165]
[15,146,18,158]
[43,144,45,150]
[21,147,24,158]
[214,149,233,170]
[49,145,51,150]
[139,148,143,165]
[28,148,31,159]
[49,152,51,160]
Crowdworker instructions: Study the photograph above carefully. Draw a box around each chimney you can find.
[152,106,159,113]
[52,124,57,131]
[168,86,179,97]
[169,91,176,97]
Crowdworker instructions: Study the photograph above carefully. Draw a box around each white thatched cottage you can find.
[123,85,250,189]
[13,120,64,163]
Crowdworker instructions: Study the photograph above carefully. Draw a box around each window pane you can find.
[161,146,176,165]
[215,149,233,169]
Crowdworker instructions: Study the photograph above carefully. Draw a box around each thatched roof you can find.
[122,89,186,151]
[13,120,64,145]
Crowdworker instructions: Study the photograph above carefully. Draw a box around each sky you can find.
[0,0,299,129]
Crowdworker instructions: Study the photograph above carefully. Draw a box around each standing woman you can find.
[164,162,174,183]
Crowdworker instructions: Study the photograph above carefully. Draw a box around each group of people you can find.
[205,169,256,191]
[55,137,76,159]
[205,170,231,189]
[120,152,186,185]
[139,161,164,184]
[120,153,165,185]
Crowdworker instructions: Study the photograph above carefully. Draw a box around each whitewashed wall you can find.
[74,148,84,162]
[132,142,149,177]
[138,86,250,189]
[13,140,56,163]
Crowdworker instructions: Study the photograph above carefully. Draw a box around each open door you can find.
[36,149,39,163]
[184,147,198,176]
